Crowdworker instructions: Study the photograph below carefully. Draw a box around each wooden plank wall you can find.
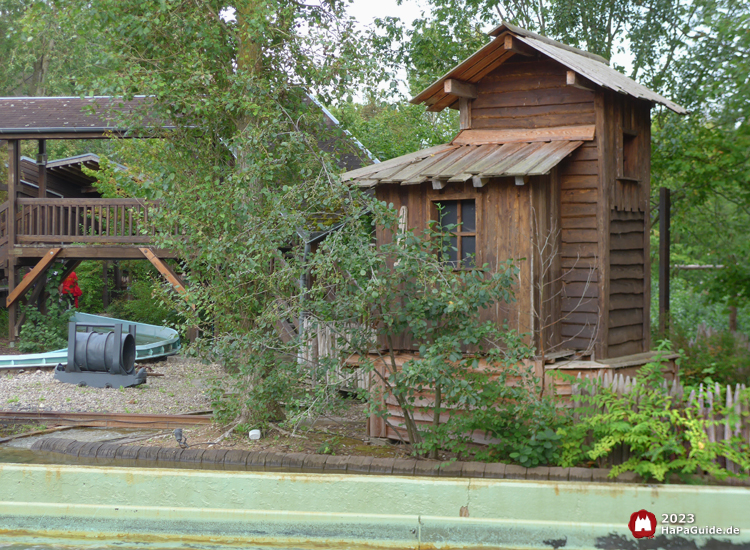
[608,210,646,356]
[375,178,533,351]
[473,57,596,130]
[18,159,88,199]
[605,94,652,357]
[558,141,600,352]
[529,172,561,352]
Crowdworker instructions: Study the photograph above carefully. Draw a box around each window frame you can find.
[431,197,479,269]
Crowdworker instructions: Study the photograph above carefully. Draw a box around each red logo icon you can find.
[628,509,657,539]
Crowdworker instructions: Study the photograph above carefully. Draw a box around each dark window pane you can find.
[462,236,476,268]
[461,200,475,232]
[438,201,457,229]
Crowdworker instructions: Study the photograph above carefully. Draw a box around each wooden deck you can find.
[0,196,181,341]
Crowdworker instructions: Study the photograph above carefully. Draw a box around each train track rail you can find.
[0,410,213,429]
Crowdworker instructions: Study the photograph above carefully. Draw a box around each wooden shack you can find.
[342,22,685,361]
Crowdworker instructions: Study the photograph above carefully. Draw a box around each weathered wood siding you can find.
[558,140,600,353]
[375,178,536,351]
[472,57,596,130]
[18,159,89,199]
[608,210,646,356]
[599,92,652,358]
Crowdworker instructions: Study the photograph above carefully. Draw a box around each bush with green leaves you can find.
[106,262,180,327]
[18,272,74,353]
[558,352,750,482]
[308,200,553,459]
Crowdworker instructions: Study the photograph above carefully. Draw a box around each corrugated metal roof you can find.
[343,140,584,188]
[515,35,686,114]
[410,23,686,115]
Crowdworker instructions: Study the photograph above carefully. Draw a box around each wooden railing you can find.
[16,198,160,244]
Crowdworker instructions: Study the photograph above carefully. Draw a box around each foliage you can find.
[331,96,456,162]
[0,308,8,337]
[467,361,567,467]
[74,261,105,313]
[18,271,74,353]
[673,329,750,388]
[106,262,180,327]
[307,200,540,459]
[559,354,750,482]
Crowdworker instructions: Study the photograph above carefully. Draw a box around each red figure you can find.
[60,272,83,308]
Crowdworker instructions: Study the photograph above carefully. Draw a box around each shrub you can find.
[18,272,74,353]
[673,327,750,387]
[558,352,750,482]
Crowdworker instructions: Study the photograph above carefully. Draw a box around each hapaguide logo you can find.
[628,509,657,539]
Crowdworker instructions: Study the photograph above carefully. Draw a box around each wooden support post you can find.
[6,248,62,308]
[37,139,47,198]
[659,187,670,338]
[459,97,472,130]
[7,140,19,342]
[139,248,186,295]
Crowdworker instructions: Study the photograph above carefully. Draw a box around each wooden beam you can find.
[504,35,535,56]
[472,176,489,188]
[459,97,472,130]
[7,140,20,341]
[443,79,477,99]
[566,70,595,91]
[37,139,47,198]
[514,176,528,186]
[658,187,670,338]
[11,246,178,260]
[6,248,61,307]
[140,247,186,295]
[453,126,596,145]
[431,179,448,190]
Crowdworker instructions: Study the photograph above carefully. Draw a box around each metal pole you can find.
[658,187,670,339]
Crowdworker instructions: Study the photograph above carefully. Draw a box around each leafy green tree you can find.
[67,0,385,426]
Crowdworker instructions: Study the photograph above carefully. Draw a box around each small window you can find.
[622,131,638,180]
[435,199,477,268]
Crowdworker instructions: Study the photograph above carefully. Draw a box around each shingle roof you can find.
[0,96,171,137]
[411,22,686,114]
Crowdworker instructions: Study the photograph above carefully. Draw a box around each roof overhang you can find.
[342,125,593,188]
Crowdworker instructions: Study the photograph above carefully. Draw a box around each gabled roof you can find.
[411,22,686,115]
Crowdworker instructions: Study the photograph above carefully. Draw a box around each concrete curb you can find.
[29,437,750,486]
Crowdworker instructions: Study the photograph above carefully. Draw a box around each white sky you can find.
[345,0,425,29]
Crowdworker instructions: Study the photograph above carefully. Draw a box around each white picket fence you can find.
[572,370,749,472]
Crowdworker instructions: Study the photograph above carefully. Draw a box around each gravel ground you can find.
[0,356,225,414]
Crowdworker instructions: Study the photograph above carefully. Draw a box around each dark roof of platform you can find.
[0,96,172,139]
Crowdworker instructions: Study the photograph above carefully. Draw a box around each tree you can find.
[66,0,384,426]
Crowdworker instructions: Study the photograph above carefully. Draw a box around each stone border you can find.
[30,437,750,486]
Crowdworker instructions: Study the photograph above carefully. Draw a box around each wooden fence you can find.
[299,320,372,393]
[572,370,749,472]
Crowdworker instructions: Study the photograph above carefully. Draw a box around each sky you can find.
[345,0,425,29]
